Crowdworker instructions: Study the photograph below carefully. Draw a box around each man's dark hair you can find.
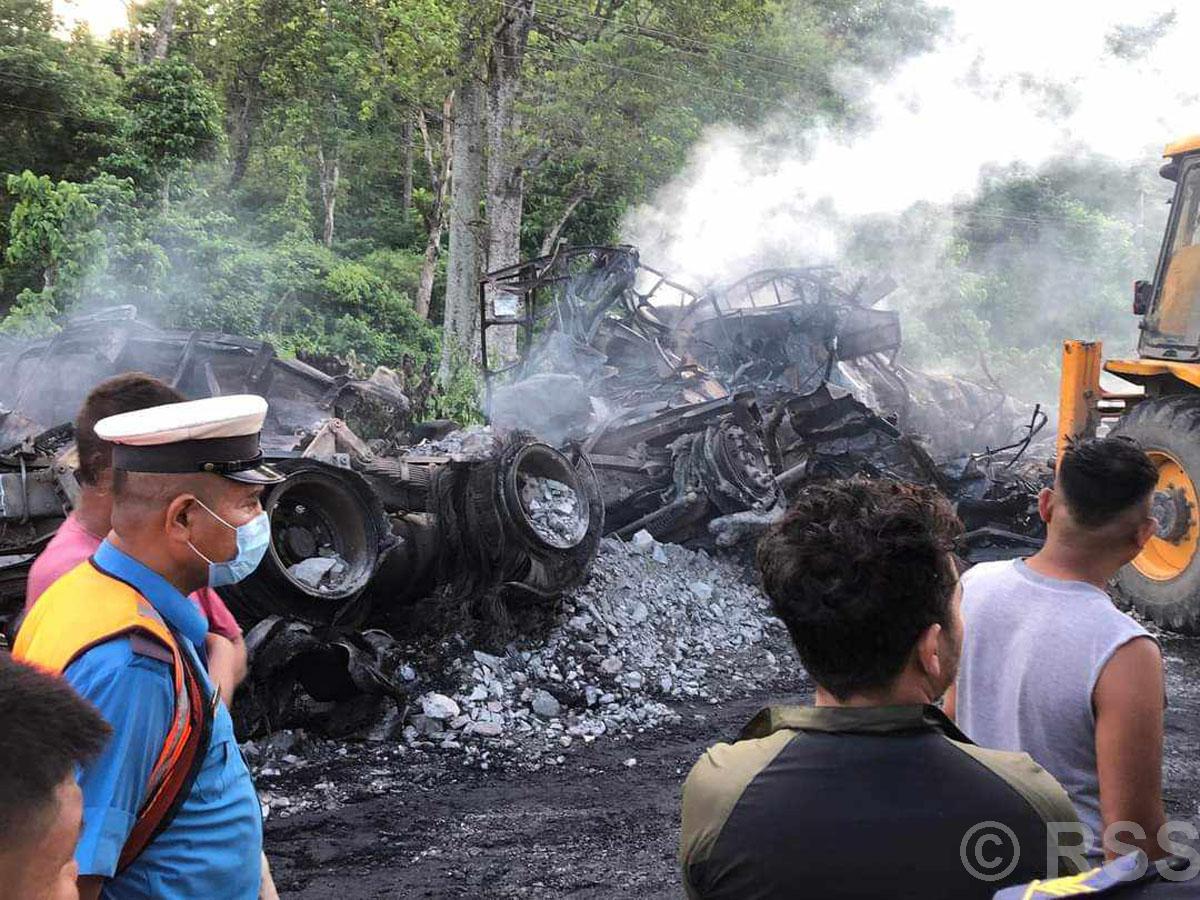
[1058,437,1158,529]
[76,373,185,485]
[756,478,963,700]
[0,654,110,845]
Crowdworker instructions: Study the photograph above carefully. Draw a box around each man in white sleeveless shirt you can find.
[947,437,1166,863]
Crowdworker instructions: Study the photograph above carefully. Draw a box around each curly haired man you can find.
[679,478,1082,899]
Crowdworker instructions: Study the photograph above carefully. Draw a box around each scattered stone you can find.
[531,690,562,718]
[287,556,346,591]
[623,757,638,768]
[420,693,461,721]
[620,671,644,690]
[342,539,794,775]
[520,475,583,547]
[567,614,593,634]
[630,529,656,555]
[473,650,506,672]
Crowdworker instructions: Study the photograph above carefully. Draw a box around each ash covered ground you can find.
[250,534,1200,899]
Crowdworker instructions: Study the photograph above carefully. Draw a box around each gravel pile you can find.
[402,424,498,459]
[246,532,798,816]
[520,475,583,547]
[396,531,792,770]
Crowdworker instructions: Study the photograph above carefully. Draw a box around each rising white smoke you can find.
[623,0,1200,285]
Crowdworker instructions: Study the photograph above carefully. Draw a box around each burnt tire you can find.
[221,460,391,628]
[1110,395,1200,633]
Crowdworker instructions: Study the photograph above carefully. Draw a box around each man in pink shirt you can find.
[25,373,248,706]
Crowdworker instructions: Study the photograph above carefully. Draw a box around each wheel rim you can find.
[1134,449,1200,582]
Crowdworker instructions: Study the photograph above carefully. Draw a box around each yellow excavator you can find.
[1059,134,1200,632]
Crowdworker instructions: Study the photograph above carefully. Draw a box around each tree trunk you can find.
[540,185,592,256]
[317,146,339,249]
[415,99,453,320]
[128,2,144,65]
[228,69,261,189]
[152,0,178,60]
[440,75,485,384]
[401,117,414,212]
[483,0,535,364]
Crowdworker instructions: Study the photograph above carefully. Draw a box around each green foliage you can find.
[0,0,127,184]
[0,0,948,419]
[3,170,105,325]
[112,59,223,199]
[428,351,483,424]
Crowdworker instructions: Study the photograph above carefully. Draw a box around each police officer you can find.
[14,394,282,899]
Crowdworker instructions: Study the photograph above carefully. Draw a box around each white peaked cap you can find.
[95,394,284,484]
[95,395,269,445]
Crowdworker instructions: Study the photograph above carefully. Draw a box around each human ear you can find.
[166,494,197,541]
[917,623,943,683]
[1037,487,1054,524]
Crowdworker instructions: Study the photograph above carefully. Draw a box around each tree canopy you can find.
[1,0,1134,413]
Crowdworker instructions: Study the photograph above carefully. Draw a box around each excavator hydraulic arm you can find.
[1056,340,1106,460]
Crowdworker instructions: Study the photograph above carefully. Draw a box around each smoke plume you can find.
[623,1,1198,286]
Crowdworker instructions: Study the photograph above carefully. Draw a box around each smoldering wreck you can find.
[0,249,1049,728]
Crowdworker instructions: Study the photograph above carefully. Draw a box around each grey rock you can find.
[531,690,562,718]
[288,556,337,588]
[566,614,593,634]
[630,529,656,555]
[620,671,645,689]
[599,656,623,675]
[420,693,461,720]
[473,650,506,672]
[689,581,714,601]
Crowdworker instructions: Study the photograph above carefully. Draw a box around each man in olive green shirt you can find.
[680,479,1083,899]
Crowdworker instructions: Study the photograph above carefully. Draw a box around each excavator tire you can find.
[1110,394,1200,633]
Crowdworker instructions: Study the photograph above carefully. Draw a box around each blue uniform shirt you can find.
[65,541,263,899]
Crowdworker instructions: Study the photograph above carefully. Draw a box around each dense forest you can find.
[0,0,1168,414]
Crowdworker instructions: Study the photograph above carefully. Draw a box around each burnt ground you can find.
[265,685,806,899]
[264,637,1200,899]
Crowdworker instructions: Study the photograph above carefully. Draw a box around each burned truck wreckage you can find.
[0,249,1047,723]
[482,245,1048,555]
[0,308,603,717]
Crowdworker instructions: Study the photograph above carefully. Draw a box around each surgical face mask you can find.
[187,498,271,588]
